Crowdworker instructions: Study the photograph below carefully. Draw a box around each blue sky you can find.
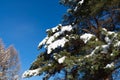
[0,0,66,80]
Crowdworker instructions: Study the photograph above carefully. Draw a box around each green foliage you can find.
[61,0,120,33]
[60,0,120,18]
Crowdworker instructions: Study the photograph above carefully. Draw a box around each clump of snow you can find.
[61,25,73,32]
[102,28,107,32]
[46,24,72,34]
[114,41,120,47]
[38,25,73,50]
[53,55,57,60]
[108,31,116,35]
[22,68,41,78]
[47,38,68,54]
[46,32,61,45]
[102,28,117,36]
[74,7,78,12]
[38,24,74,54]
[85,46,99,58]
[58,56,66,64]
[46,25,73,45]
[78,59,81,61]
[91,46,99,55]
[78,0,84,5]
[74,0,84,11]
[95,38,98,41]
[105,36,111,43]
[38,36,48,49]
[85,44,110,58]
[110,53,114,56]
[105,62,114,68]
[80,33,95,43]
[102,28,120,49]
[46,24,62,33]
[48,63,52,66]
[100,44,110,53]
[102,28,117,35]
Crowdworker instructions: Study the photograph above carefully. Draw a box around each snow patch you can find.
[101,44,110,53]
[46,24,62,33]
[108,31,116,35]
[102,28,107,32]
[110,53,114,56]
[114,41,120,47]
[38,25,73,49]
[48,64,52,66]
[78,0,84,5]
[46,32,61,45]
[80,33,95,43]
[38,36,48,49]
[105,62,114,68]
[58,56,66,64]
[105,36,111,43]
[85,44,110,58]
[47,38,68,54]
[61,25,73,32]
[22,68,41,78]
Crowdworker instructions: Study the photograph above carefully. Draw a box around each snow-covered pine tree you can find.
[23,0,120,80]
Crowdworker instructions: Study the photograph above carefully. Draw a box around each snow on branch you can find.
[58,56,66,64]
[22,68,42,78]
[84,28,120,58]
[78,0,84,5]
[38,24,74,54]
[105,62,114,68]
[80,33,95,43]
[47,38,68,54]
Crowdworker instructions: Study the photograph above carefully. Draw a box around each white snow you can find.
[47,37,68,54]
[58,56,66,64]
[102,28,117,35]
[101,44,110,53]
[53,55,57,60]
[102,28,107,32]
[80,33,95,43]
[46,24,62,33]
[105,36,111,43]
[85,46,100,58]
[74,0,84,11]
[114,41,120,47]
[92,46,99,54]
[46,25,72,45]
[105,62,114,68]
[110,53,114,56]
[22,68,41,78]
[61,25,73,32]
[85,44,110,58]
[46,24,72,33]
[108,31,116,35]
[48,63,52,66]
[74,6,78,12]
[78,0,84,5]
[90,46,99,56]
[38,36,48,49]
[38,25,73,50]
